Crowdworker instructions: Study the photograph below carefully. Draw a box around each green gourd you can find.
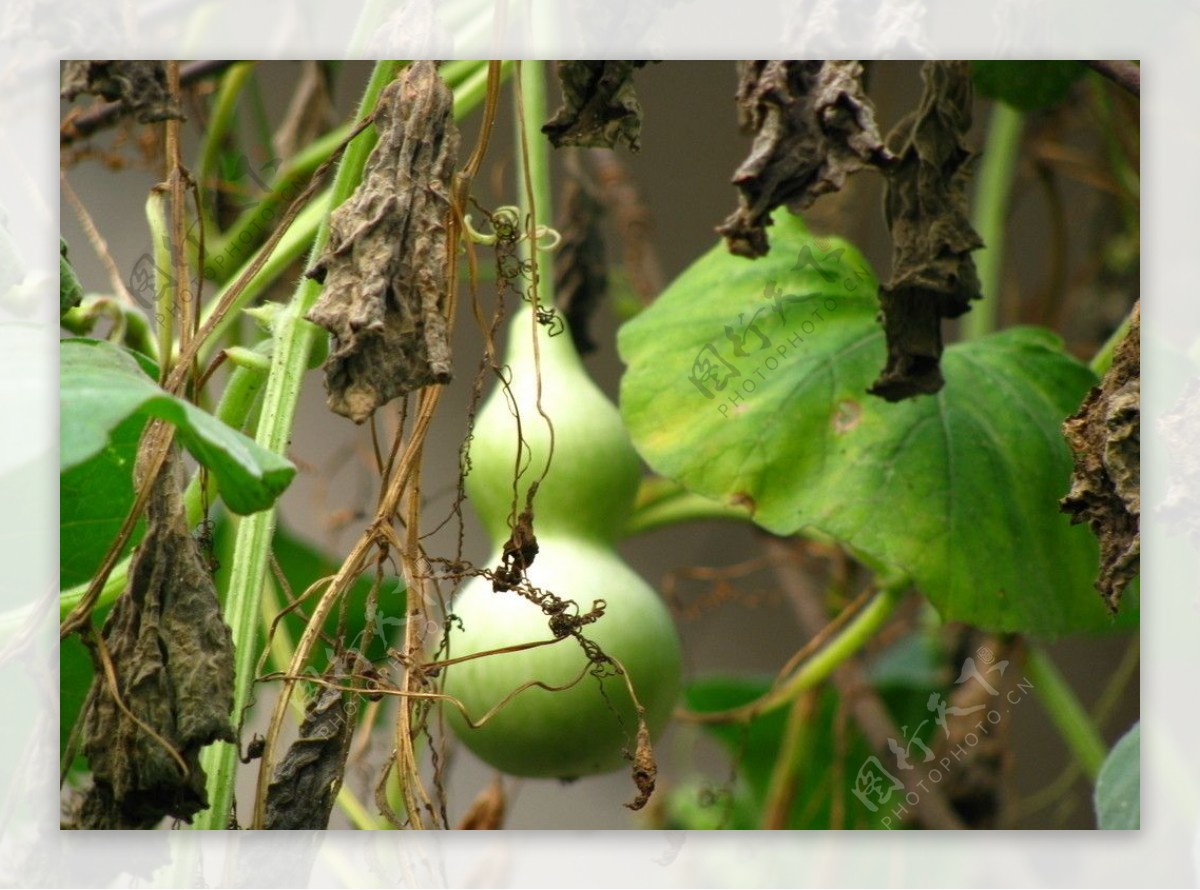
[443,306,683,779]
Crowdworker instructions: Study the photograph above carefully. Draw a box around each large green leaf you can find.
[1095,722,1139,829]
[60,338,295,515]
[618,212,1127,636]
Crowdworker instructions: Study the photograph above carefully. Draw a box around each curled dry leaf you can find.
[78,445,234,829]
[543,61,650,152]
[871,60,983,401]
[61,61,183,124]
[263,657,358,830]
[624,717,657,812]
[1061,304,1140,611]
[554,168,608,355]
[306,61,459,423]
[718,60,892,258]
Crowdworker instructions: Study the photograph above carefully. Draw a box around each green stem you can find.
[751,582,904,718]
[203,127,346,280]
[515,59,554,309]
[195,189,331,367]
[624,476,751,535]
[1025,646,1107,781]
[965,102,1024,341]
[146,190,174,376]
[194,60,404,831]
[196,62,256,222]
[1089,309,1133,376]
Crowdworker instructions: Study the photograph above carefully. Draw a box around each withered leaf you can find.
[543,61,650,152]
[871,60,983,402]
[78,445,234,829]
[554,167,608,355]
[1061,304,1140,611]
[306,61,459,423]
[263,658,357,830]
[61,61,182,124]
[718,60,892,258]
[623,717,657,812]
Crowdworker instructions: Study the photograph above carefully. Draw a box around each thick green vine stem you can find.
[195,61,256,240]
[194,60,404,830]
[515,59,554,309]
[1025,646,1108,780]
[965,101,1024,341]
[752,580,905,718]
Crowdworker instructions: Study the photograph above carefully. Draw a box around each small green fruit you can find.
[444,535,682,779]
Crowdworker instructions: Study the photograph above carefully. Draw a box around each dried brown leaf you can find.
[61,61,182,124]
[1061,304,1140,611]
[78,446,234,829]
[718,60,891,258]
[624,717,657,812]
[263,659,358,830]
[871,60,983,401]
[306,61,459,423]
[554,170,608,355]
[543,61,649,152]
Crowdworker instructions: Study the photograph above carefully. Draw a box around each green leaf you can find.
[971,61,1086,112]
[59,413,147,589]
[1095,722,1139,829]
[618,211,1127,636]
[60,238,83,317]
[61,609,105,770]
[60,338,295,515]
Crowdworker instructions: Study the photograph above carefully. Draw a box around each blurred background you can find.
[60,60,1139,829]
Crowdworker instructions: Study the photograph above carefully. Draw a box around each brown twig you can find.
[765,537,966,830]
[60,60,238,147]
[1085,61,1140,98]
